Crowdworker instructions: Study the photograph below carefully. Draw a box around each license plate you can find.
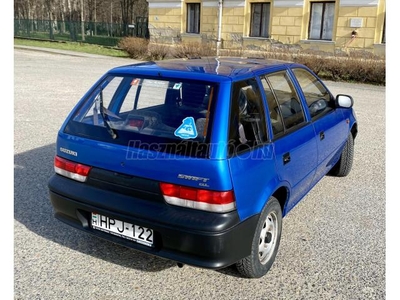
[91,213,153,247]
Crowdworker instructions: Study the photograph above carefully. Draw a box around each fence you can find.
[14,18,149,47]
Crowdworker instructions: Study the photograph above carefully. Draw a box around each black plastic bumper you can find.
[48,174,259,269]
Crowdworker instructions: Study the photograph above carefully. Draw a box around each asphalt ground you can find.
[14,47,387,299]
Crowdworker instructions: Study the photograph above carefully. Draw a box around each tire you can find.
[236,197,282,278]
[329,133,354,177]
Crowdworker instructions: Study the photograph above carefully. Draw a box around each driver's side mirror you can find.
[336,94,354,108]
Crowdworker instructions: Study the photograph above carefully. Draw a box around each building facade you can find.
[147,0,386,56]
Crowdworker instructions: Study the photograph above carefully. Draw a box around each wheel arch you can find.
[270,186,290,217]
[351,122,358,140]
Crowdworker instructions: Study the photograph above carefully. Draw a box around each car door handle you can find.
[320,131,325,140]
[283,152,291,165]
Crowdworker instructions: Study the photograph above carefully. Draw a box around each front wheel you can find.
[236,197,282,278]
[329,133,354,177]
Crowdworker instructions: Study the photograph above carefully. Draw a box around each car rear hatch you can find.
[54,72,235,214]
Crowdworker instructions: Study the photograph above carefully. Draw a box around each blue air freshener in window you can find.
[174,117,198,139]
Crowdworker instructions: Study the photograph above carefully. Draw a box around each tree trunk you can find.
[60,0,66,34]
[81,0,85,41]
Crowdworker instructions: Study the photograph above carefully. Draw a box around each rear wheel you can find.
[236,197,282,278]
[329,133,354,177]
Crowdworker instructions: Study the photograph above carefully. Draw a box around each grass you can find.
[14,38,129,58]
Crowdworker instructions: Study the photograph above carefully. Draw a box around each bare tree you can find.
[58,0,66,33]
[120,0,134,35]
[43,0,55,38]
[14,0,149,37]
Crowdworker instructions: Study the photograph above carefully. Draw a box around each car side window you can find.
[291,68,333,118]
[260,76,285,136]
[264,71,305,131]
[228,78,268,155]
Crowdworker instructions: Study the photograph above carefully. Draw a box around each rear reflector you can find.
[160,182,236,213]
[54,156,91,182]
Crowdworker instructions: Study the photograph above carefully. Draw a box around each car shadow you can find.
[215,265,243,277]
[14,143,175,272]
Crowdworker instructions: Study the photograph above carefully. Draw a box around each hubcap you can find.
[258,211,278,265]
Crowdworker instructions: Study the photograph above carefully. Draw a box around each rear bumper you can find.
[48,174,258,269]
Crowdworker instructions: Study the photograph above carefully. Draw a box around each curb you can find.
[14,45,112,59]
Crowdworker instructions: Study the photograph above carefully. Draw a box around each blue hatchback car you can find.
[48,57,357,278]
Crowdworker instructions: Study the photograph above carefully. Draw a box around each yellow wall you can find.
[148,4,182,43]
[149,7,182,31]
[221,7,245,39]
[202,6,218,35]
[271,6,303,44]
[147,0,385,56]
[335,5,379,51]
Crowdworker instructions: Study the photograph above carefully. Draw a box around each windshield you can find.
[65,75,217,158]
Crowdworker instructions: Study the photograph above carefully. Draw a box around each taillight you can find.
[54,156,91,182]
[160,182,236,213]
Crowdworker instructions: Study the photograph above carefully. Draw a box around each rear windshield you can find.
[64,75,217,158]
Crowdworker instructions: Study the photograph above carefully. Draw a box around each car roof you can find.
[108,57,295,82]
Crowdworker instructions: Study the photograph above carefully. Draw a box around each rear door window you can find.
[260,76,284,137]
[263,71,306,132]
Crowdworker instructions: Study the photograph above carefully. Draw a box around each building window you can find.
[309,2,335,40]
[187,3,201,34]
[250,3,271,38]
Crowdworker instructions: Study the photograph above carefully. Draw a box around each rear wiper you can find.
[98,89,117,139]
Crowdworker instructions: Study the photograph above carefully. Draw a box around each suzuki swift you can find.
[48,57,357,278]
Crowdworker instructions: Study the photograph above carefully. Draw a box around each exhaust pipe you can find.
[177,263,184,268]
